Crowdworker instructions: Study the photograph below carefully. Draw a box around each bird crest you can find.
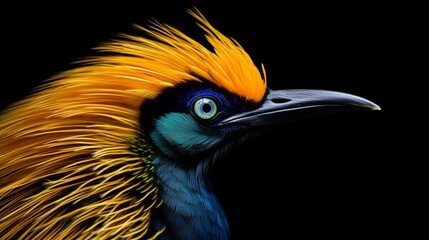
[0,8,266,239]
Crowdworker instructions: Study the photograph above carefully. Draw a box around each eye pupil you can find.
[202,104,211,113]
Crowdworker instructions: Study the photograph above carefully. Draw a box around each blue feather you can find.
[151,156,230,240]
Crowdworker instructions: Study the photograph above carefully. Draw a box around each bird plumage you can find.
[0,7,379,240]
[0,8,266,239]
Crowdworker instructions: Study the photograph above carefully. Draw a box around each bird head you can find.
[130,9,380,164]
[0,8,380,239]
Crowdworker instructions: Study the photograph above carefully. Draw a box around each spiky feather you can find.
[0,8,266,239]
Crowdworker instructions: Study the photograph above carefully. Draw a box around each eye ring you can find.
[193,97,218,120]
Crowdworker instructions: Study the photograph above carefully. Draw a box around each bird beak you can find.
[219,89,380,128]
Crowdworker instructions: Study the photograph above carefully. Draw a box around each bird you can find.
[0,8,380,240]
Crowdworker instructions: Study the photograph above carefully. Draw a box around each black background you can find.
[1,1,412,239]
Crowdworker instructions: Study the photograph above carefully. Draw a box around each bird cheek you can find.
[150,113,223,158]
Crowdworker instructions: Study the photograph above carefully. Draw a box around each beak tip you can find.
[372,105,381,111]
[363,101,381,111]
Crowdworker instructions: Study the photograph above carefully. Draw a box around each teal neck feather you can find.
[140,112,229,239]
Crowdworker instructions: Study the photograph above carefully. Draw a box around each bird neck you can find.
[151,155,230,240]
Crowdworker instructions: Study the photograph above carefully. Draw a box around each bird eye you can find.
[193,97,218,120]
